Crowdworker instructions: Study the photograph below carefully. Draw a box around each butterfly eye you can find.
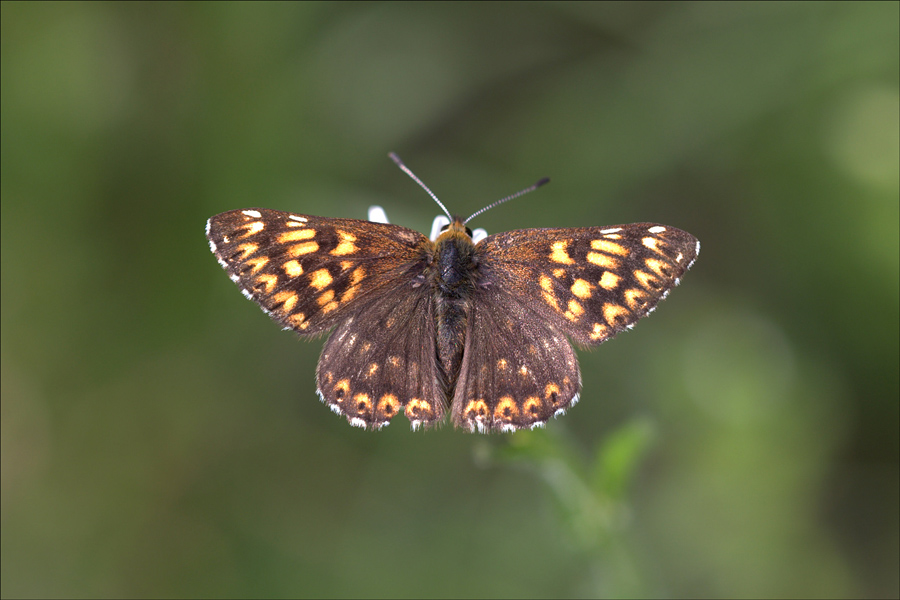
[465,226,474,237]
[440,223,450,233]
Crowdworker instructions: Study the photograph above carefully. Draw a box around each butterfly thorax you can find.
[430,218,479,396]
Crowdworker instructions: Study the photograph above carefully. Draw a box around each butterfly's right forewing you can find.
[477,224,699,346]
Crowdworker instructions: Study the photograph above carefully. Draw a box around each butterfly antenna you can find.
[389,152,452,220]
[464,177,550,225]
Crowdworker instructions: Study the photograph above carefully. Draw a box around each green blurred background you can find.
[2,2,898,598]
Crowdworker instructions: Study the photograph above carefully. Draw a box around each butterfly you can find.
[206,154,699,433]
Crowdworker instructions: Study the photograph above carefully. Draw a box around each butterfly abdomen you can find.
[431,220,479,397]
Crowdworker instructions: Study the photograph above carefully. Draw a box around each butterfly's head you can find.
[430,214,487,243]
[436,216,473,241]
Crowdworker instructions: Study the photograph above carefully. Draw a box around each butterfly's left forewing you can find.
[206,208,428,335]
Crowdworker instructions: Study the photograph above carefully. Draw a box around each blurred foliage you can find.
[2,2,898,598]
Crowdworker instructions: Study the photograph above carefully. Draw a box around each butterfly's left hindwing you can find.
[316,287,445,430]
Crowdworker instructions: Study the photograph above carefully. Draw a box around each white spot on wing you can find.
[642,237,659,250]
[242,210,262,218]
[349,417,367,429]
[600,227,622,234]
[368,205,388,223]
[648,226,666,233]
[288,215,308,223]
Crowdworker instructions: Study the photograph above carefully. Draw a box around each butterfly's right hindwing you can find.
[451,289,581,432]
[206,208,428,335]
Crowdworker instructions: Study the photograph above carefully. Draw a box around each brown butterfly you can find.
[206,154,699,432]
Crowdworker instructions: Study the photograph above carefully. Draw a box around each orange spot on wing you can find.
[624,288,650,311]
[243,256,269,275]
[235,243,258,260]
[590,322,609,341]
[494,396,519,421]
[289,241,319,256]
[254,274,278,293]
[405,398,435,421]
[310,269,333,290]
[272,291,298,312]
[278,229,316,243]
[645,258,672,278]
[464,399,489,421]
[523,397,542,417]
[591,239,629,256]
[587,252,619,269]
[549,241,574,264]
[598,271,620,290]
[377,394,399,418]
[603,303,630,326]
[564,299,584,321]
[283,260,303,277]
[331,230,358,256]
[571,278,592,299]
